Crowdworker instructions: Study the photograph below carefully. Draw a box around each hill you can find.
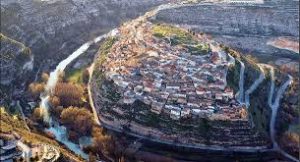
[90,10,299,159]
[91,21,272,151]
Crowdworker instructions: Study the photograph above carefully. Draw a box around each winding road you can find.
[230,59,297,161]
[244,64,265,107]
[87,63,100,125]
[267,73,296,162]
[236,59,245,104]
[269,75,293,149]
[255,64,297,162]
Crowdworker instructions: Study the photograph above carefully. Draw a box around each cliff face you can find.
[0,34,33,107]
[154,0,299,60]
[1,0,166,70]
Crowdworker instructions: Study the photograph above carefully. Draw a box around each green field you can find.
[152,24,211,55]
[65,68,86,84]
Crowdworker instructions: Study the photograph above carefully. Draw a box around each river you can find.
[38,32,114,159]
[36,2,180,159]
[40,33,110,123]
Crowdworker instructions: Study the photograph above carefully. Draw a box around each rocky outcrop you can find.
[154,0,299,60]
[0,33,33,107]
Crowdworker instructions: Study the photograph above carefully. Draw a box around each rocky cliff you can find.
[0,33,33,107]
[154,0,299,61]
[1,0,167,71]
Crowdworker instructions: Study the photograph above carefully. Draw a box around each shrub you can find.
[28,83,45,98]
[32,107,43,122]
[41,72,49,83]
[152,24,194,45]
[53,83,84,107]
[49,96,60,108]
[60,107,93,137]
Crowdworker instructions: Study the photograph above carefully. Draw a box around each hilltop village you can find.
[101,21,246,121]
[1,0,298,161]
[91,15,269,148]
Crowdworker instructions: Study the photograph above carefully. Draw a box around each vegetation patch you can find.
[152,24,195,45]
[248,77,271,135]
[0,33,32,65]
[0,85,12,108]
[139,112,161,127]
[60,107,94,138]
[226,61,241,94]
[102,80,121,102]
[288,124,300,135]
[152,24,211,55]
[52,82,85,108]
[185,44,211,55]
[93,37,117,87]
[241,55,261,90]
[65,68,88,84]
[95,37,117,68]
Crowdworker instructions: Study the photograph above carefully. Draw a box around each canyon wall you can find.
[0,34,33,107]
[1,0,167,70]
[154,0,299,61]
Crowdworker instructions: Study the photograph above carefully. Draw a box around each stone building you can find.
[0,137,22,162]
